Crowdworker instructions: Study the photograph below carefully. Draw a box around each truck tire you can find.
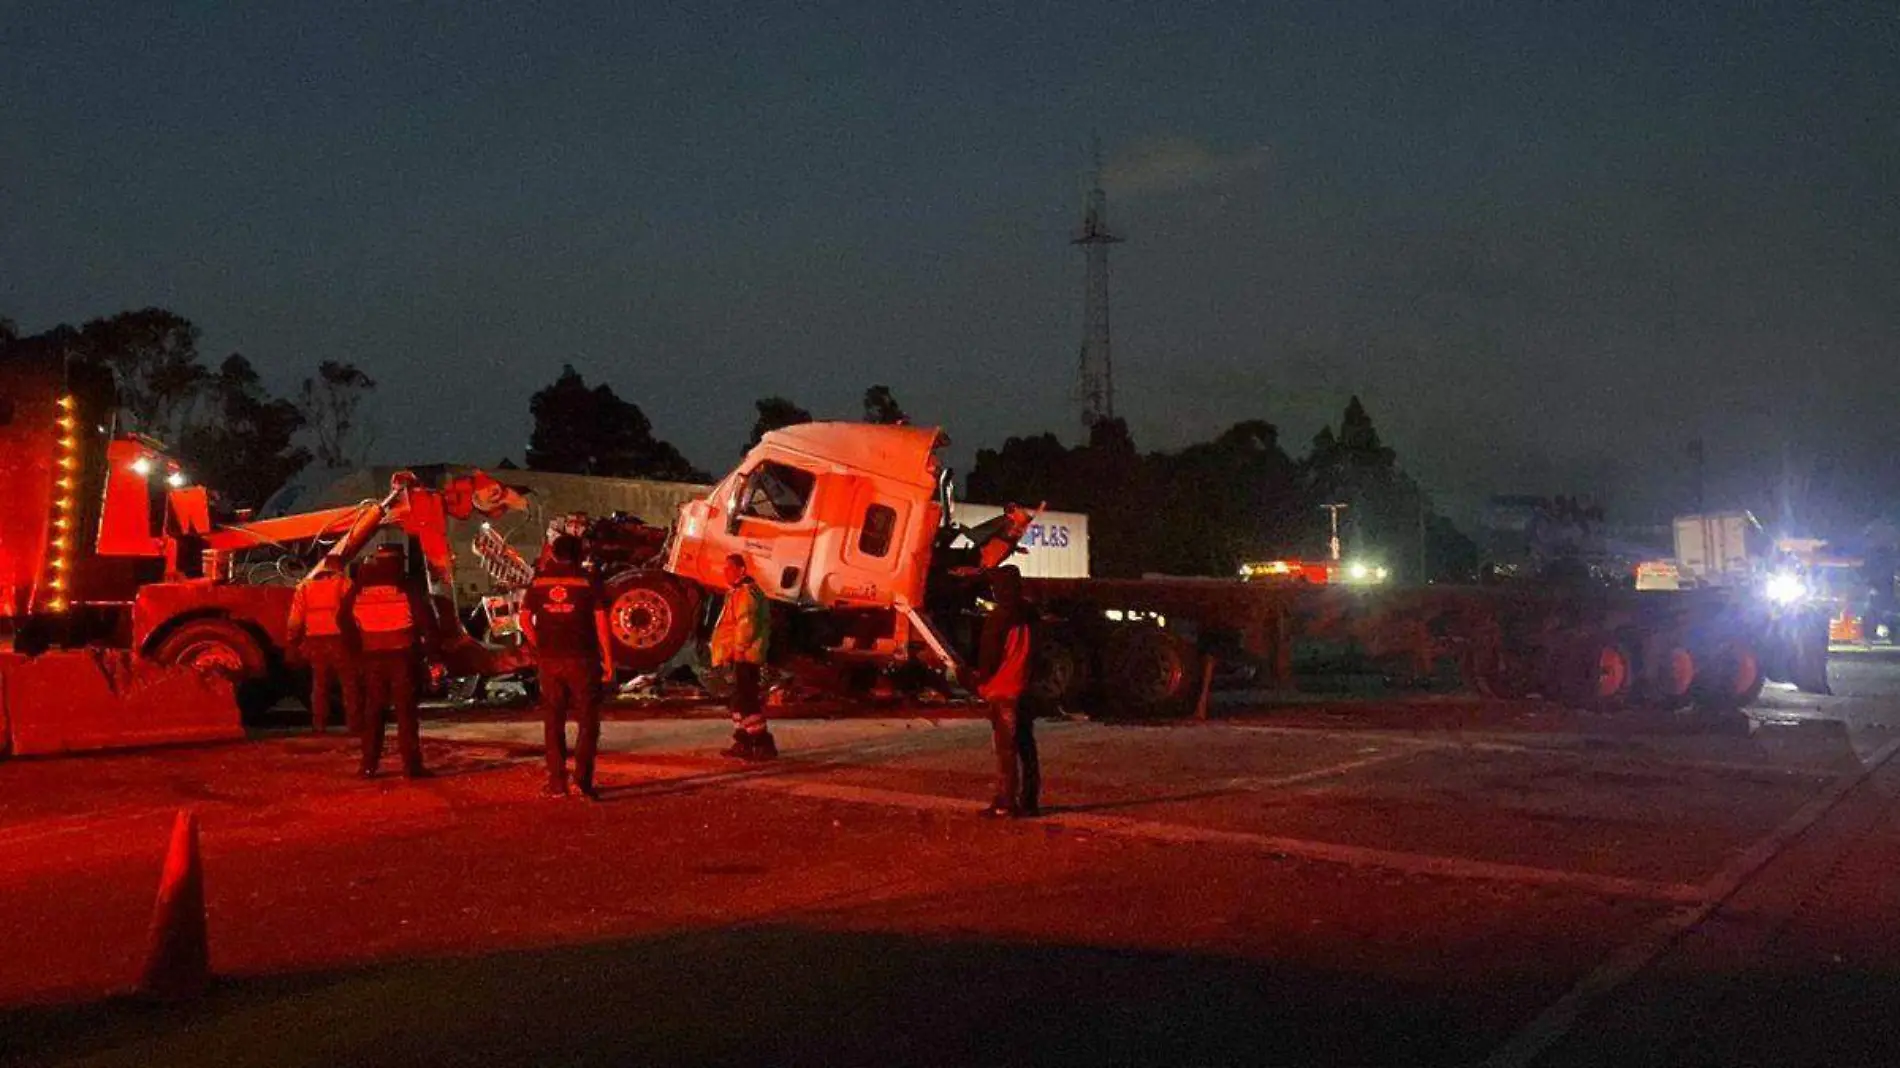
[149,617,278,718]
[602,570,696,673]
[1692,639,1765,711]
[1102,626,1194,718]
[1639,638,1696,711]
[1028,628,1092,709]
[1546,632,1632,712]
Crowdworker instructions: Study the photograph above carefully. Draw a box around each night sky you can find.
[4,2,1896,525]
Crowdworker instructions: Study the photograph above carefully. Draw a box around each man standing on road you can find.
[976,565,1039,818]
[286,554,358,735]
[520,535,615,800]
[340,545,434,780]
[712,553,776,761]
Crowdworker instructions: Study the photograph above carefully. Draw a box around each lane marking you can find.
[1217,747,1423,791]
[1478,732,1900,1068]
[712,776,1704,905]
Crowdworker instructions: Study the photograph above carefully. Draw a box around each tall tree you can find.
[176,354,311,511]
[747,396,813,449]
[526,365,708,481]
[297,360,378,467]
[862,384,909,424]
[73,308,208,440]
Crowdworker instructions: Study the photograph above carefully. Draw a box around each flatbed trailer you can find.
[1015,576,1833,718]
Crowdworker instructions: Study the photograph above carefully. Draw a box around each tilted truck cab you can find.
[665,422,954,668]
[669,423,945,609]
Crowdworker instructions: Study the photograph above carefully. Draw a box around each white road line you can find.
[1217,747,1422,791]
[718,776,1705,905]
[1477,732,1900,1068]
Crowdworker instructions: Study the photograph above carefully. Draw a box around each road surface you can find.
[5,657,1900,1067]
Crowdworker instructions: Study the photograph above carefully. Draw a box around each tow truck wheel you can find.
[603,571,694,672]
[149,618,277,718]
[1545,632,1632,711]
[1103,626,1194,718]
[1692,639,1765,711]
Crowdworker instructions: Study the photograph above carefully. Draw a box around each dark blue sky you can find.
[4,1,1896,525]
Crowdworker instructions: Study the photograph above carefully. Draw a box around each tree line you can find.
[4,306,1475,579]
[2,308,377,511]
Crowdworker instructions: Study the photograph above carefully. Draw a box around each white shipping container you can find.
[953,502,1091,579]
[1673,512,1755,583]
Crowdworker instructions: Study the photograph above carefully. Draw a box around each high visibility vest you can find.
[351,583,415,636]
[711,580,769,667]
[295,574,349,638]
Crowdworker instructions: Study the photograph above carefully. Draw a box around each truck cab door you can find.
[725,459,822,604]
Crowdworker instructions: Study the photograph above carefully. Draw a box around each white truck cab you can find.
[667,423,947,614]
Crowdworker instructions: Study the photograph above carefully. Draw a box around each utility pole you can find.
[1321,502,1348,562]
[1074,134,1121,433]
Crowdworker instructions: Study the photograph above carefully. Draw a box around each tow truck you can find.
[0,353,524,755]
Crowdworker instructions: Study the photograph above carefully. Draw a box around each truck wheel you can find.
[1692,640,1765,711]
[1546,633,1632,711]
[1640,642,1696,711]
[149,618,278,718]
[1029,629,1092,708]
[1103,627,1193,718]
[603,571,695,672]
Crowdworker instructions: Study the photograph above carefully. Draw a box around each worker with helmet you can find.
[286,554,359,735]
[519,534,615,799]
[711,553,776,761]
[339,544,435,779]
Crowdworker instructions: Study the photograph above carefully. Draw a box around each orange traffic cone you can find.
[137,809,209,1000]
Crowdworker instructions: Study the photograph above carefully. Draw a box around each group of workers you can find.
[285,543,433,779]
[288,540,1040,817]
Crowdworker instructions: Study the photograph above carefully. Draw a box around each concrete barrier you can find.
[0,649,243,757]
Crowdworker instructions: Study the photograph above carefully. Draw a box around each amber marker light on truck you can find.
[42,395,81,612]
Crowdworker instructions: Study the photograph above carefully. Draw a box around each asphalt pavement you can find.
[5,656,1900,1067]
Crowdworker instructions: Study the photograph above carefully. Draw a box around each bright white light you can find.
[1766,571,1804,605]
[130,457,153,476]
[1348,562,1370,581]
[166,471,187,488]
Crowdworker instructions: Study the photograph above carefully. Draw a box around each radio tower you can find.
[1073,136,1122,431]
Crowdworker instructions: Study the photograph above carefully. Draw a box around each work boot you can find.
[980,800,1019,819]
[357,765,378,781]
[404,765,433,781]
[743,730,778,762]
[576,783,601,802]
[720,728,752,760]
[541,781,569,799]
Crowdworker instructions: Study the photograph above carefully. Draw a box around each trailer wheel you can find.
[1692,640,1765,711]
[1640,642,1696,711]
[1103,627,1194,718]
[149,618,277,717]
[1029,628,1092,708]
[1546,633,1632,711]
[603,571,695,672]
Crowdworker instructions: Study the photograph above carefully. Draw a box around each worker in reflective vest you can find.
[520,535,615,800]
[976,565,1039,818]
[286,554,359,735]
[339,545,434,779]
[711,553,775,761]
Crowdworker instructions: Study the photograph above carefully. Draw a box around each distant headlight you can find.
[1766,571,1804,605]
[1348,562,1370,581]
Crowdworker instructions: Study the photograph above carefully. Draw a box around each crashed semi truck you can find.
[0,354,524,755]
[514,421,1828,718]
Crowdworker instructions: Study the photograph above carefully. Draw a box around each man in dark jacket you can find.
[340,545,435,780]
[520,535,615,799]
[975,565,1039,817]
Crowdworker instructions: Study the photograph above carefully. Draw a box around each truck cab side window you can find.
[858,504,897,557]
[739,462,816,523]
